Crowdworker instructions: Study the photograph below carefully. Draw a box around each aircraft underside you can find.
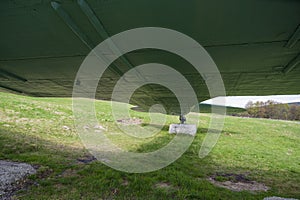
[0,0,299,114]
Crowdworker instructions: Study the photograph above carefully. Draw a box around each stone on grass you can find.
[0,160,36,199]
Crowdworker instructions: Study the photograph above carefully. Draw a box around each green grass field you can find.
[0,92,299,199]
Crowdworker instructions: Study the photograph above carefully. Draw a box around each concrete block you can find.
[169,124,197,136]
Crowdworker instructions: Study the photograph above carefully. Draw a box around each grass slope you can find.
[199,103,246,115]
[0,92,299,199]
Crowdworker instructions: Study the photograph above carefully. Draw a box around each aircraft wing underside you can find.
[0,0,299,114]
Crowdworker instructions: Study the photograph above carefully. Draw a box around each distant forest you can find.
[235,100,300,121]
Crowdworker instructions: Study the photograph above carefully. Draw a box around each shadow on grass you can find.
[0,126,299,199]
[129,124,248,155]
[0,127,84,170]
[133,125,300,199]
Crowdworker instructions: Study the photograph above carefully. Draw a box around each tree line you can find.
[238,100,300,121]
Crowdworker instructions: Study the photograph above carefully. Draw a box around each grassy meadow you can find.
[0,92,299,199]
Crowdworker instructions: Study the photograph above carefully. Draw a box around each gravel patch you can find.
[0,160,36,200]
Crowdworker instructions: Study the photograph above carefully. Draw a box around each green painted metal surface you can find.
[0,0,299,113]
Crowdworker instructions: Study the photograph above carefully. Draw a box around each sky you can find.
[201,95,300,108]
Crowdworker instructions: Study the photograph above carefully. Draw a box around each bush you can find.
[245,100,300,121]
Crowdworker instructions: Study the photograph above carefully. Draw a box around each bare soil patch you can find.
[116,118,142,125]
[208,173,269,192]
[154,182,172,190]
